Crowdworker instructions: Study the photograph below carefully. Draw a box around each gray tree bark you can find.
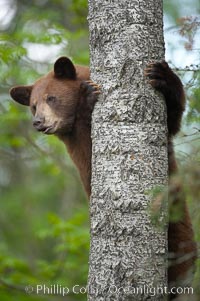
[88,1,168,300]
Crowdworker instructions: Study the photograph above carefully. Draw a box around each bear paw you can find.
[80,80,101,111]
[144,61,172,93]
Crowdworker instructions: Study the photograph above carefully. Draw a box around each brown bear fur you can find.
[10,57,197,298]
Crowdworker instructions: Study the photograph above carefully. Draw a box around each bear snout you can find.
[33,116,45,130]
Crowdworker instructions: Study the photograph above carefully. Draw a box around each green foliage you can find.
[0,208,89,301]
[147,185,168,229]
[0,1,89,300]
[187,72,200,124]
[70,0,88,26]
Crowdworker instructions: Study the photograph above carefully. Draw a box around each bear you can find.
[10,57,197,298]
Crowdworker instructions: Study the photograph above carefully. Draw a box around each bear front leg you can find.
[77,80,100,124]
[145,61,185,137]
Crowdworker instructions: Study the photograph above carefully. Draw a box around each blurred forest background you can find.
[0,0,199,300]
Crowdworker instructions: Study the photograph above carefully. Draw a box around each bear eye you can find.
[31,104,37,115]
[46,96,57,104]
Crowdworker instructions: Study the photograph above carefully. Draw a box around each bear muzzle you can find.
[33,116,55,134]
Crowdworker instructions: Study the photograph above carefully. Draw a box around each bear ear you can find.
[9,85,32,106]
[54,57,76,80]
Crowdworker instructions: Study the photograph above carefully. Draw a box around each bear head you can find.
[10,57,81,135]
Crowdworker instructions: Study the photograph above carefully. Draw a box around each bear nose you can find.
[33,116,45,128]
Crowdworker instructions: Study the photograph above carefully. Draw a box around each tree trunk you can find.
[88,1,168,300]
